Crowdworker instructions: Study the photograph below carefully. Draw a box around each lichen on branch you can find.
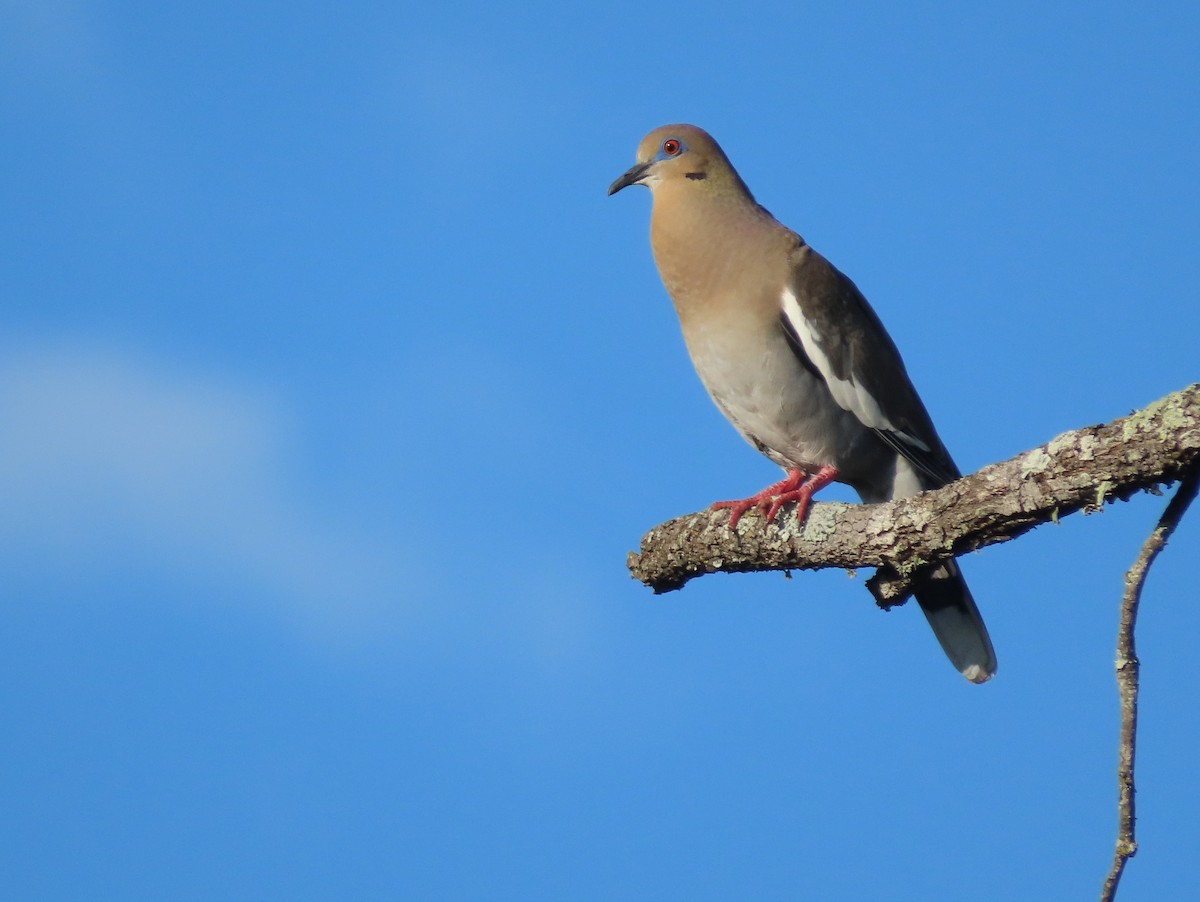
[627,384,1200,605]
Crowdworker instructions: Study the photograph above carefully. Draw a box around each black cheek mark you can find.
[685,171,707,180]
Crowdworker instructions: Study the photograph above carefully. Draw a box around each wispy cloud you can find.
[0,340,419,643]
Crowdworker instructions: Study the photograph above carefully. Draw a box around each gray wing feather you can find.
[779,236,960,488]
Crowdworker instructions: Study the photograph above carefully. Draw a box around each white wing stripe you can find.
[780,287,930,452]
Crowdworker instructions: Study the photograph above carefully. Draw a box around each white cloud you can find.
[0,340,417,643]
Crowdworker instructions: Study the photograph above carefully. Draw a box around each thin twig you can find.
[1101,466,1200,902]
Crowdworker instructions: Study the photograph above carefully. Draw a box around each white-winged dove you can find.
[610,124,996,683]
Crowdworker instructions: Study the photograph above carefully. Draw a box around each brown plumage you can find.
[610,124,996,682]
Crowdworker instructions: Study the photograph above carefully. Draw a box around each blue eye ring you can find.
[661,138,682,156]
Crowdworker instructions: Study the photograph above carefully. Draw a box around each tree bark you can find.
[1100,469,1199,902]
[627,383,1200,607]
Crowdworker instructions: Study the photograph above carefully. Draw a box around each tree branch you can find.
[1100,465,1199,901]
[628,384,1200,607]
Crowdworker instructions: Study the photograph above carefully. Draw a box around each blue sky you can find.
[2,1,1197,899]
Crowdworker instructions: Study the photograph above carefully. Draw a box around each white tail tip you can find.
[962,664,994,684]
